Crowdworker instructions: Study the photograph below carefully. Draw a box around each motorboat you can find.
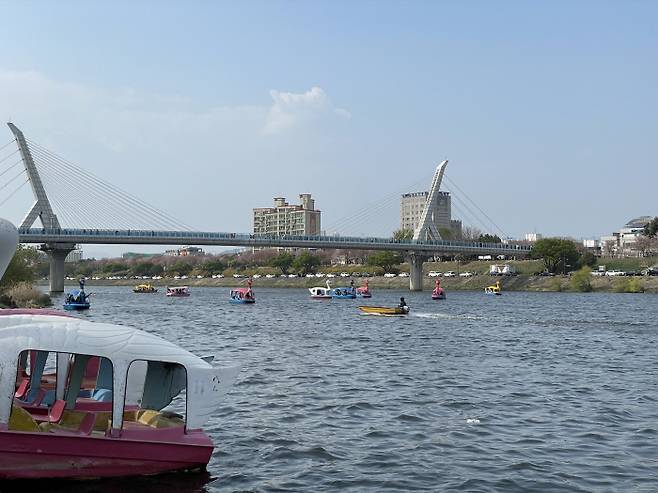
[133,283,158,293]
[358,305,410,316]
[431,280,446,300]
[166,286,190,297]
[356,279,372,298]
[230,278,255,304]
[309,280,333,299]
[0,310,238,479]
[485,280,502,295]
[63,279,90,310]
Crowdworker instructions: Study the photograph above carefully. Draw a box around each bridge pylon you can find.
[406,160,448,291]
[8,123,72,292]
[412,160,448,242]
[7,123,61,230]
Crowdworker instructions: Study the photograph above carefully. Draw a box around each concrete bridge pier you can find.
[42,243,74,293]
[408,253,427,291]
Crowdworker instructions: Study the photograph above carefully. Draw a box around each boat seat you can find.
[14,378,29,399]
[39,411,97,435]
[49,399,66,423]
[8,404,42,433]
[136,409,185,428]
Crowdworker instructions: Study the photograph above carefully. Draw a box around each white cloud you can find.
[263,86,351,134]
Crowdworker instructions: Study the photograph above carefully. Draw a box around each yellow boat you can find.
[484,280,502,295]
[133,283,158,293]
[358,305,410,316]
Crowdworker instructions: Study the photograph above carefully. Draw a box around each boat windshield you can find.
[9,349,188,436]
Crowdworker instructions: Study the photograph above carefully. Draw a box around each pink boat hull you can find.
[0,429,213,479]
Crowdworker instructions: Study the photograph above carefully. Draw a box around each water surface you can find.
[45,287,658,492]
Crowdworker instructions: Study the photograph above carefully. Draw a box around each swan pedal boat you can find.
[0,309,238,480]
[358,305,410,316]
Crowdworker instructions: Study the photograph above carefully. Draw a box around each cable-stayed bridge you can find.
[1,123,531,292]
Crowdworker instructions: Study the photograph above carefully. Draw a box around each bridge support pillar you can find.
[408,254,426,292]
[41,243,75,293]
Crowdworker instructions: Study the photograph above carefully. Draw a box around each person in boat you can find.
[399,297,407,308]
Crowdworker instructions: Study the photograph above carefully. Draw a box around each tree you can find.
[200,259,226,274]
[643,216,658,238]
[634,235,658,257]
[269,252,295,275]
[570,266,593,292]
[367,251,403,273]
[0,246,39,290]
[478,234,502,243]
[438,227,453,240]
[170,260,192,276]
[531,238,580,274]
[292,251,321,275]
[393,228,414,241]
[462,226,483,241]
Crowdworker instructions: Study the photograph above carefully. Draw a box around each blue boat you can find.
[64,279,91,310]
[331,286,356,299]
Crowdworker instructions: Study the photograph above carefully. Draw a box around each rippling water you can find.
[44,286,658,492]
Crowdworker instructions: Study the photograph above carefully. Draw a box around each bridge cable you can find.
[31,150,176,231]
[27,140,195,231]
[0,148,19,166]
[324,173,432,235]
[0,159,22,179]
[0,177,29,208]
[0,168,27,193]
[0,139,16,153]
[443,174,508,238]
[28,142,193,231]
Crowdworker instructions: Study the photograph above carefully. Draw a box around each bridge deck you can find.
[18,228,532,256]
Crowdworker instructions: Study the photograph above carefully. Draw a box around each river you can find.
[42,286,658,492]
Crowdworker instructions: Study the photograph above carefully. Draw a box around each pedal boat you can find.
[309,280,333,299]
[64,279,91,310]
[230,279,255,304]
[358,305,410,316]
[133,283,158,293]
[356,279,372,298]
[166,286,190,297]
[431,280,446,300]
[0,309,238,480]
[331,286,357,299]
[485,280,502,296]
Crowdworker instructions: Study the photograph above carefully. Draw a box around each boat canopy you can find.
[0,312,238,432]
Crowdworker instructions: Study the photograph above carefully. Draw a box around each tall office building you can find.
[400,191,461,238]
[253,193,321,236]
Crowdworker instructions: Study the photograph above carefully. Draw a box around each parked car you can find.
[288,274,297,278]
[643,268,658,276]
[605,270,625,276]
[315,273,325,278]
[398,272,409,277]
[459,272,474,277]
[428,271,442,277]
[340,272,350,277]
[252,274,262,279]
[265,274,276,278]
[443,271,456,277]
[326,273,336,278]
[384,273,396,278]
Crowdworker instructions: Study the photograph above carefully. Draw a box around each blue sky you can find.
[0,1,656,257]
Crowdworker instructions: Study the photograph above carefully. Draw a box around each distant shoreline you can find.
[41,275,658,294]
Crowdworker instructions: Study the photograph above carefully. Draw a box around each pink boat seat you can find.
[14,378,29,399]
[49,400,66,423]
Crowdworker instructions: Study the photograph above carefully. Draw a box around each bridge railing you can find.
[19,228,533,252]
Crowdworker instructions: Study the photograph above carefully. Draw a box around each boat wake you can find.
[413,312,482,320]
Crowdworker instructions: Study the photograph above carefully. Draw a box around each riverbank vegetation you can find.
[0,246,51,308]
